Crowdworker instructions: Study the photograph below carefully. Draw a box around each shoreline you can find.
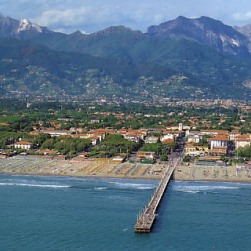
[174,177,251,183]
[174,163,251,183]
[1,171,251,184]
[0,155,164,180]
[1,155,251,183]
[0,170,161,181]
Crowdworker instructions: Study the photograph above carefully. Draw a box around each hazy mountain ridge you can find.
[148,16,250,57]
[235,24,251,53]
[0,14,251,100]
[0,37,181,99]
[0,13,51,37]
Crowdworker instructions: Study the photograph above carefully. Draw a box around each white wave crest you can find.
[174,185,240,193]
[182,190,200,194]
[94,187,107,190]
[0,182,70,189]
[111,182,156,190]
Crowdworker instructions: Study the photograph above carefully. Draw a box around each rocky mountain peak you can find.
[147,16,250,56]
[18,18,42,33]
[235,24,251,53]
[0,14,19,36]
[0,14,51,38]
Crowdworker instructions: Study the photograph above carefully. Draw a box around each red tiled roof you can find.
[15,141,33,145]
[208,137,229,141]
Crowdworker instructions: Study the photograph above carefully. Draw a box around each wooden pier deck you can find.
[134,157,180,233]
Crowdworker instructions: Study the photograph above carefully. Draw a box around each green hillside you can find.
[1,15,251,100]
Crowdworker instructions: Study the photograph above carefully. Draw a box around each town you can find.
[0,98,250,181]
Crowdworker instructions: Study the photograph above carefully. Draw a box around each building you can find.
[208,136,229,149]
[162,138,174,144]
[112,156,125,163]
[185,143,209,156]
[72,134,100,145]
[117,129,147,142]
[124,134,141,143]
[88,136,100,146]
[235,135,251,149]
[208,147,227,156]
[14,141,33,150]
[166,123,190,131]
[187,134,202,143]
[201,130,229,137]
[90,119,101,124]
[136,151,156,160]
[41,129,73,137]
[160,134,174,142]
[163,130,184,138]
[144,136,159,144]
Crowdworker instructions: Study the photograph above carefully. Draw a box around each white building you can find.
[235,135,251,149]
[14,141,33,150]
[41,129,73,137]
[208,136,229,149]
[144,136,159,144]
[160,134,174,142]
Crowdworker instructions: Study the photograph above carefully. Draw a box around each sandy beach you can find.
[0,155,165,180]
[1,155,251,183]
[174,162,251,183]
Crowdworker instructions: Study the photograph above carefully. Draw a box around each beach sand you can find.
[1,155,251,183]
[174,162,251,183]
[0,155,165,180]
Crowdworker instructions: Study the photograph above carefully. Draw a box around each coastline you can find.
[174,163,251,183]
[0,155,164,180]
[0,170,161,181]
[1,155,251,183]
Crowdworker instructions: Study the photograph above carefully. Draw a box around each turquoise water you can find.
[0,174,251,250]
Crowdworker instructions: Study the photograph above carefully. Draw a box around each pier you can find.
[134,156,181,233]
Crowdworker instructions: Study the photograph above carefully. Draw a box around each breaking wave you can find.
[174,184,240,193]
[110,181,156,190]
[94,187,107,190]
[0,182,70,189]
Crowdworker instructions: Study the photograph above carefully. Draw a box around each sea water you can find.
[0,174,251,251]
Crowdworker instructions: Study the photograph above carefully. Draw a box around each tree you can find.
[40,136,91,157]
[236,145,251,159]
[34,133,51,147]
[89,134,141,158]
[160,154,168,161]
[183,155,191,162]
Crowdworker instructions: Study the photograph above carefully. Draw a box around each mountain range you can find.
[0,13,251,101]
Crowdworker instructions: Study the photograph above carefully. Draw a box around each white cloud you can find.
[2,0,251,33]
[35,5,132,33]
[233,11,251,21]
[35,5,167,33]
[36,7,89,27]
[154,14,166,24]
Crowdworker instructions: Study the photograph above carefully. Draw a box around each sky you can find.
[1,0,251,34]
